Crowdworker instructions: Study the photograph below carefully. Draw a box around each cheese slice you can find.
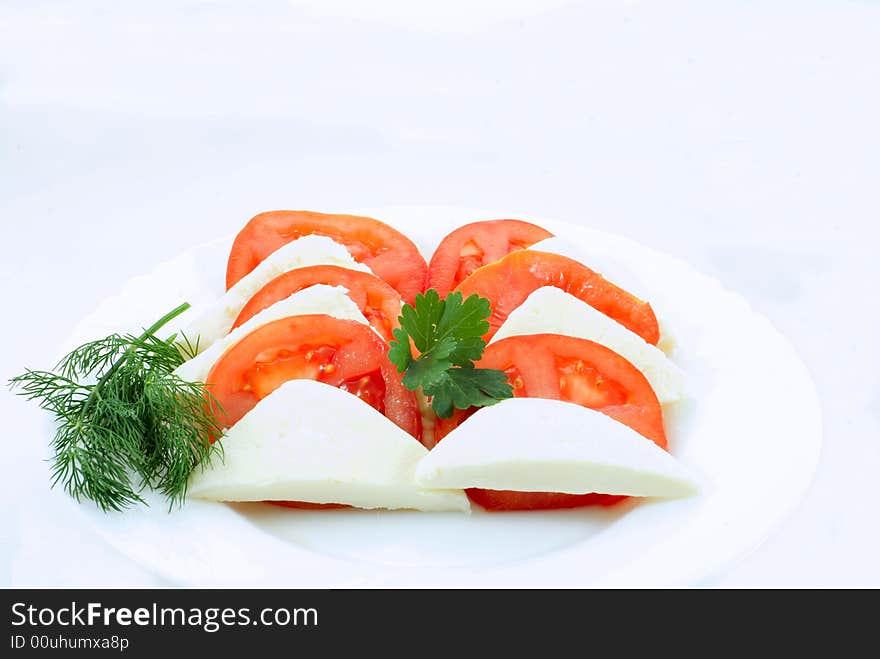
[188,379,470,512]
[415,397,698,498]
[490,287,684,404]
[181,235,371,354]
[174,284,371,384]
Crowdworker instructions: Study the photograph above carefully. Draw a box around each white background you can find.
[1,0,878,586]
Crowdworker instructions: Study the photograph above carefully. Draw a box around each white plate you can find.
[59,206,821,587]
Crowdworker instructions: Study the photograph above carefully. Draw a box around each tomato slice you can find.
[435,334,666,511]
[453,250,660,345]
[426,219,554,295]
[206,314,421,439]
[226,210,428,304]
[465,490,626,510]
[232,265,403,343]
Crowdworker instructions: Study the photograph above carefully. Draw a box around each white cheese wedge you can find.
[174,284,371,384]
[415,397,698,498]
[181,235,371,354]
[490,287,684,404]
[188,379,470,512]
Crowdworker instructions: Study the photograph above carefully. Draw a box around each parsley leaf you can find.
[388,290,513,418]
[424,366,514,419]
[387,327,415,371]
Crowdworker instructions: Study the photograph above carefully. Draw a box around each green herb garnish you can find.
[388,289,513,418]
[9,303,223,512]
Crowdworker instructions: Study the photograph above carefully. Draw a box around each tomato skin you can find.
[426,219,554,295]
[205,314,421,439]
[226,210,427,304]
[466,490,626,510]
[232,265,403,343]
[454,250,660,345]
[435,334,666,511]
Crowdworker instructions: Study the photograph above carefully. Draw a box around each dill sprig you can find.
[9,303,223,512]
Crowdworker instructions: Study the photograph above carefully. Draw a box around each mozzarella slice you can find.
[188,379,470,512]
[415,397,698,498]
[490,287,684,404]
[174,284,371,384]
[181,235,371,354]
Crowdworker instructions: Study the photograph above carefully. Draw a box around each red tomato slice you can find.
[232,265,403,343]
[206,314,420,439]
[453,250,660,345]
[465,490,626,510]
[426,219,554,295]
[226,210,428,304]
[434,334,666,511]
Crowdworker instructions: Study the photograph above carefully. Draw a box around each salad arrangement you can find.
[11,210,696,514]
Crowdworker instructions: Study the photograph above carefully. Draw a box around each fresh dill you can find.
[9,303,223,512]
